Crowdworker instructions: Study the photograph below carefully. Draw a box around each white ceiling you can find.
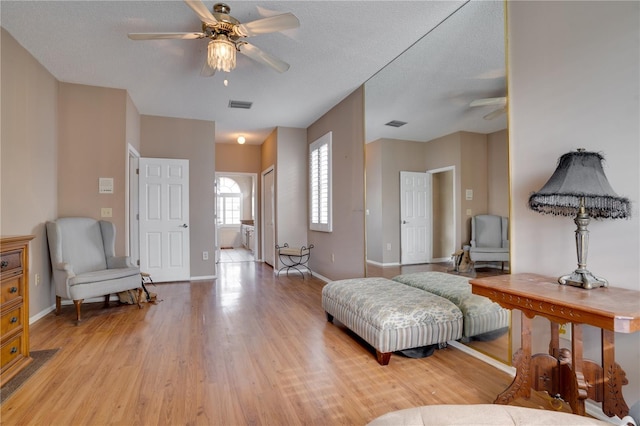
[1,0,506,145]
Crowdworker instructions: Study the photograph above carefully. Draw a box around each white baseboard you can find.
[366,260,400,268]
[447,340,516,377]
[191,275,216,281]
[30,305,56,325]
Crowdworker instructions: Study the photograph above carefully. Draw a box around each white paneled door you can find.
[139,158,190,282]
[400,171,431,265]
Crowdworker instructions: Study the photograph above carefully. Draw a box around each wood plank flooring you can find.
[2,262,565,425]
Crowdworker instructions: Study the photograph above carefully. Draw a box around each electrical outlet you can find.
[466,209,472,216]
[386,243,392,251]
[331,253,335,263]
[101,207,112,218]
[35,273,40,286]
[202,251,209,261]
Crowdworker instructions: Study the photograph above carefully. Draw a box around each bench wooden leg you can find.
[104,294,110,308]
[326,312,334,323]
[376,351,391,366]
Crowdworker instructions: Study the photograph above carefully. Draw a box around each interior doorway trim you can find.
[427,165,456,262]
[215,171,258,261]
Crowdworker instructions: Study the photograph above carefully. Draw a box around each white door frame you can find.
[427,165,456,262]
[127,144,140,263]
[261,166,275,267]
[215,172,258,256]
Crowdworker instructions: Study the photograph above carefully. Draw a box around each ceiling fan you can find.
[469,96,507,120]
[128,0,299,76]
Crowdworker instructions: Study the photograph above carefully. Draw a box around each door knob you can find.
[180,224,188,228]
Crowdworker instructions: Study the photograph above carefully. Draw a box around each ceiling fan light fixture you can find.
[208,35,236,72]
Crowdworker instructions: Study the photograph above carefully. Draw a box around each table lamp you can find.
[528,149,631,289]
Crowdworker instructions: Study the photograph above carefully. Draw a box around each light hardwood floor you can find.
[2,262,563,425]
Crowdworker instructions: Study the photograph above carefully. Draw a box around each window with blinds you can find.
[309,132,332,232]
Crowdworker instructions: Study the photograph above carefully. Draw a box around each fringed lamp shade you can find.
[529,151,631,219]
[529,150,631,289]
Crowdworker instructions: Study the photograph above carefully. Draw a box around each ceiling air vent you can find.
[385,120,407,128]
[228,100,253,109]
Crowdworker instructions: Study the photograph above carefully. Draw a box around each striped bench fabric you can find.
[392,271,510,338]
[322,277,463,365]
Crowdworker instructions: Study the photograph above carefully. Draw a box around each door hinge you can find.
[136,168,139,175]
[137,259,140,266]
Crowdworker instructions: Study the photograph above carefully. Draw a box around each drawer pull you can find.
[10,347,18,354]
[10,316,18,323]
[0,260,8,268]
[9,287,18,294]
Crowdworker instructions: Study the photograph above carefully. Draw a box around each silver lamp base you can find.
[558,269,609,290]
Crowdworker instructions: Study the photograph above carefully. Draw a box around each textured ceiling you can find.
[1,0,505,145]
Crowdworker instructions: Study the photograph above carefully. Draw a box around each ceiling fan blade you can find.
[200,60,216,78]
[236,13,300,37]
[128,32,205,40]
[183,0,218,25]
[238,42,290,73]
[483,107,507,120]
[469,97,506,107]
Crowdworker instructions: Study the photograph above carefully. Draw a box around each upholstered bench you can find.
[322,277,463,365]
[392,271,509,338]
[367,404,611,425]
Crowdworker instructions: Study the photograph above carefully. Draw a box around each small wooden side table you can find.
[470,273,640,419]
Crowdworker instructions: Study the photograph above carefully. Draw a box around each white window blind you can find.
[309,132,332,232]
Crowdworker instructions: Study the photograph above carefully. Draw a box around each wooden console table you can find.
[470,273,640,419]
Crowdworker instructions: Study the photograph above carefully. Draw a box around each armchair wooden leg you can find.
[73,299,84,323]
[56,296,62,315]
[104,294,110,308]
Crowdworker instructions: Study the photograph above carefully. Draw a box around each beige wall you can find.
[140,115,215,279]
[216,143,262,173]
[275,127,308,252]
[487,129,508,217]
[307,87,366,280]
[58,83,129,253]
[1,28,59,317]
[508,1,639,418]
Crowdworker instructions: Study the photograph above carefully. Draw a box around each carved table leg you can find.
[569,324,587,416]
[602,329,629,418]
[496,313,532,404]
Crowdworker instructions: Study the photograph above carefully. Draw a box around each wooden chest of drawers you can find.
[1,235,34,386]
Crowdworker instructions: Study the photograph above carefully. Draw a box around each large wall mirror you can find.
[364,0,510,364]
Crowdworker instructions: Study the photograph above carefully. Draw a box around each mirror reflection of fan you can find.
[128,1,299,76]
[469,96,507,120]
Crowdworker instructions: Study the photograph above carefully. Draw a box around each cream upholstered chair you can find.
[46,217,142,322]
[469,214,509,271]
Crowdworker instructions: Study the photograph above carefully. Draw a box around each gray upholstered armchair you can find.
[469,214,509,271]
[46,217,142,322]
